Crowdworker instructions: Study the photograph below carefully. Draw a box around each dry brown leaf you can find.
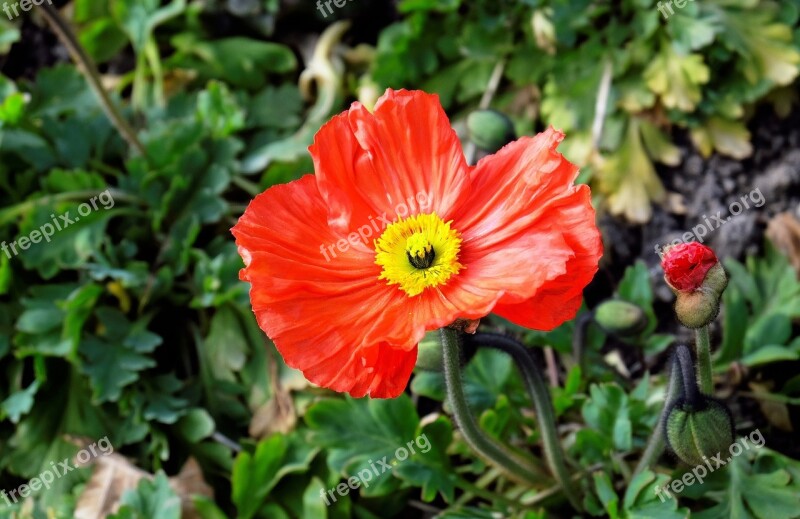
[74,456,213,519]
[249,390,297,439]
[169,458,214,519]
[250,349,297,439]
[74,454,149,519]
[766,211,800,276]
[749,381,794,432]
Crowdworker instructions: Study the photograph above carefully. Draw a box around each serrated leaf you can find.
[644,42,709,111]
[597,118,666,223]
[306,395,419,497]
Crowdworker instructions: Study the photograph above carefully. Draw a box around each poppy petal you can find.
[309,112,383,235]
[452,128,603,329]
[347,89,470,220]
[232,175,417,397]
[492,187,603,330]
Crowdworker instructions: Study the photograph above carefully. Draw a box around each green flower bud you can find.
[593,300,648,337]
[664,344,735,466]
[665,398,734,466]
[467,109,516,152]
[415,331,443,371]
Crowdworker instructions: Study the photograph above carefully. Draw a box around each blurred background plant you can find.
[1,0,800,517]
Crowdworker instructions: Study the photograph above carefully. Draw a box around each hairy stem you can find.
[633,344,686,476]
[471,333,582,511]
[675,344,700,405]
[695,326,713,394]
[439,328,548,488]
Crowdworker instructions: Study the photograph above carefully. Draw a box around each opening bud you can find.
[661,243,728,328]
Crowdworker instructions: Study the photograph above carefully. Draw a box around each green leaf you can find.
[302,478,328,519]
[111,472,182,519]
[621,470,690,518]
[710,5,800,86]
[411,348,512,413]
[617,260,657,337]
[14,284,79,358]
[398,0,461,13]
[644,42,710,111]
[0,17,20,54]
[247,84,303,130]
[593,471,620,518]
[668,13,718,52]
[79,309,162,403]
[689,449,800,519]
[204,305,249,381]
[232,434,288,519]
[598,118,667,223]
[197,81,246,139]
[739,345,799,367]
[691,117,753,159]
[174,408,215,443]
[0,381,39,424]
[78,18,129,63]
[393,417,456,503]
[306,395,419,497]
[112,0,186,52]
[170,35,296,89]
[718,246,800,367]
[192,496,228,519]
[581,383,650,453]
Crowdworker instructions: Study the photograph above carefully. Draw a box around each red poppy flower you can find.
[662,242,719,291]
[232,89,603,398]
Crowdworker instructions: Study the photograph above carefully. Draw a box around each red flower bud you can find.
[661,243,728,328]
[661,243,718,292]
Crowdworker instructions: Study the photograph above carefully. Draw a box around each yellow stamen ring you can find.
[374,213,463,297]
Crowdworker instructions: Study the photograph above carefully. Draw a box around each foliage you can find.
[0,0,799,517]
[370,0,800,221]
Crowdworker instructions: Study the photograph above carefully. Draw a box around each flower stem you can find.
[439,328,548,487]
[471,333,582,511]
[695,326,713,394]
[675,344,700,406]
[39,3,146,157]
[633,345,685,476]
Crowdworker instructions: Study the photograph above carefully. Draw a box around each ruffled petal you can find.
[309,112,383,235]
[492,187,603,330]
[450,128,603,330]
[346,89,470,221]
[232,175,418,398]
